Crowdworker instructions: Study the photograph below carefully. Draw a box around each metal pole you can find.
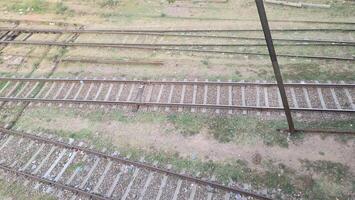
[255,0,295,133]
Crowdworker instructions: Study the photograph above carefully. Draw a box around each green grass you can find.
[10,0,46,13]
[7,0,73,15]
[15,107,355,148]
[0,179,55,200]
[298,159,353,200]
[301,160,349,183]
[282,63,355,81]
[167,114,204,136]
[66,161,84,174]
[55,2,69,14]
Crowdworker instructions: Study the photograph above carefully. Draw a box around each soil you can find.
[24,113,355,174]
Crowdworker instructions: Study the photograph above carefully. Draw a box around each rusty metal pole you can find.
[255,0,295,133]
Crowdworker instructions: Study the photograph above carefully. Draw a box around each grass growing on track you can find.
[6,0,73,15]
[14,107,355,147]
[0,179,55,200]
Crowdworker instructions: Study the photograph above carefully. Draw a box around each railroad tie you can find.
[121,157,145,200]
[191,79,198,113]
[113,78,125,109]
[106,154,132,197]
[216,80,221,114]
[138,161,159,200]
[202,79,208,113]
[154,79,165,111]
[228,80,233,115]
[172,169,186,200]
[155,164,173,200]
[165,79,175,112]
[22,81,40,106]
[133,84,145,112]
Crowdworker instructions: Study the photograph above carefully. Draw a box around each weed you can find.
[282,63,354,81]
[10,0,45,13]
[208,117,237,142]
[201,59,209,66]
[0,179,54,200]
[304,178,348,200]
[55,2,68,14]
[301,160,350,183]
[168,114,203,136]
[66,162,84,173]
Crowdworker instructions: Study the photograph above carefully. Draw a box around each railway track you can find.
[0,77,353,114]
[0,28,354,61]
[1,27,354,45]
[0,127,271,200]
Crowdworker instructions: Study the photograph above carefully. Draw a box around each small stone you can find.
[252,152,262,165]
[191,153,196,160]
[261,188,268,195]
[235,194,243,200]
[243,183,251,190]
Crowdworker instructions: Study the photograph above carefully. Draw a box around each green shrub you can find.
[11,0,45,13]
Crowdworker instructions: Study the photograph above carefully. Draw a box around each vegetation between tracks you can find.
[0,178,54,200]
[10,107,355,199]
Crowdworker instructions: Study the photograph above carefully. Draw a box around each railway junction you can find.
[0,0,353,199]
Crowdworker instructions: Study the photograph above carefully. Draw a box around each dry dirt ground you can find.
[0,0,354,199]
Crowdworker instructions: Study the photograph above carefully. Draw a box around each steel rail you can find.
[1,40,353,47]
[62,58,164,65]
[1,40,353,48]
[1,40,353,61]
[296,129,355,134]
[0,127,271,200]
[0,164,110,200]
[0,97,353,113]
[144,15,355,25]
[1,28,354,45]
[0,54,165,65]
[278,128,355,134]
[1,17,354,25]
[1,27,355,33]
[0,77,353,88]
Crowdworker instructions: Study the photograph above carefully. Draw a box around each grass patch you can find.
[0,179,54,200]
[282,62,354,81]
[37,127,114,150]
[66,161,84,174]
[14,107,355,149]
[300,160,350,183]
[168,114,203,136]
[208,116,290,146]
[54,2,69,14]
[10,0,46,13]
[299,160,353,200]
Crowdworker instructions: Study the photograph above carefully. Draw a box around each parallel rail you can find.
[1,40,353,61]
[0,77,353,114]
[2,27,355,33]
[0,127,271,199]
[1,27,354,61]
[1,27,354,45]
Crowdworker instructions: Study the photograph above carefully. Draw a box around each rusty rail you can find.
[0,127,272,200]
[0,40,353,61]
